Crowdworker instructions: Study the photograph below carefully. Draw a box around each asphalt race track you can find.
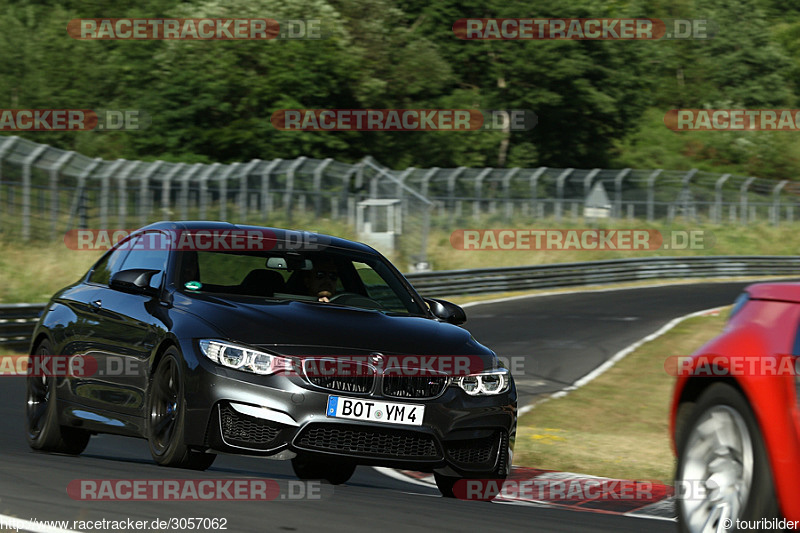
[466,281,759,405]
[0,281,769,533]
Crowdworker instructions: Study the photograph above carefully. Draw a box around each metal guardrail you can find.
[2,255,798,350]
[405,255,800,295]
[0,304,46,351]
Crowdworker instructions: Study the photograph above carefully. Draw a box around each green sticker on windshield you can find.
[184,281,202,291]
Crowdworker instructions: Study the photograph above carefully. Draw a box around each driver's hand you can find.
[317,291,332,303]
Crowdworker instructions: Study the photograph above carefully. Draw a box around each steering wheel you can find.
[328,292,384,309]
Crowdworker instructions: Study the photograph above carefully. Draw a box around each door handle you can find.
[90,300,102,311]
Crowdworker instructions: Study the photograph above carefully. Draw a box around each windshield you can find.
[174,246,426,316]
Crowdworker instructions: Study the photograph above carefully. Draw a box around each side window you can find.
[118,232,169,289]
[88,246,130,286]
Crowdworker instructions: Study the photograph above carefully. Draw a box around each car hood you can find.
[175,293,492,358]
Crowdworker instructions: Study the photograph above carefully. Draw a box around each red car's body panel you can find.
[747,282,800,303]
[670,283,800,522]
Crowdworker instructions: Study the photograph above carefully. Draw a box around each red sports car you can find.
[671,282,800,532]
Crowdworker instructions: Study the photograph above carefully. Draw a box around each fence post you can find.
[49,150,75,239]
[197,163,220,220]
[21,145,48,240]
[0,137,19,217]
[502,167,520,221]
[584,168,601,198]
[260,159,282,218]
[115,161,140,229]
[237,159,261,220]
[529,167,547,218]
[354,158,366,191]
[98,159,126,230]
[554,168,573,222]
[713,173,731,224]
[160,163,187,220]
[176,163,203,220]
[420,167,439,201]
[65,158,101,231]
[138,161,164,227]
[471,168,492,219]
[739,177,755,224]
[446,167,466,211]
[678,168,698,222]
[339,164,358,221]
[772,180,789,226]
[310,158,332,217]
[646,169,663,222]
[395,167,414,199]
[613,168,630,219]
[582,168,602,222]
[284,157,306,222]
[218,163,240,221]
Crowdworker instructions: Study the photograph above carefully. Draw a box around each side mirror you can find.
[110,269,161,296]
[425,297,467,325]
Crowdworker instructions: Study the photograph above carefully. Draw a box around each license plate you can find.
[326,396,424,426]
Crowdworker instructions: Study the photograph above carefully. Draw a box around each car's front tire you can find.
[676,382,780,533]
[146,348,216,470]
[25,340,91,454]
[291,453,356,485]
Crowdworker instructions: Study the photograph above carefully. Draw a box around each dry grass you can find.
[512,309,729,483]
[0,242,101,303]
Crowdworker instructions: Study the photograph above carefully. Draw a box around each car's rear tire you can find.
[291,453,356,485]
[25,340,91,455]
[146,348,216,470]
[676,382,780,533]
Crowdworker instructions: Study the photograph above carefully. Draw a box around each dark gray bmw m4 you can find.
[26,221,516,497]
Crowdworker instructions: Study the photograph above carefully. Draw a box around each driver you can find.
[304,258,339,302]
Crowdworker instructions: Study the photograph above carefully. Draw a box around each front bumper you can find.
[181,343,517,475]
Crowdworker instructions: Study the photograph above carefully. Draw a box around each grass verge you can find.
[512,307,729,483]
[2,215,799,303]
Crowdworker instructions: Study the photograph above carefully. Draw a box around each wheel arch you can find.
[30,332,52,353]
[149,336,181,377]
[674,375,745,453]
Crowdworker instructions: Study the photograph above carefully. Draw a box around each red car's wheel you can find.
[676,383,779,532]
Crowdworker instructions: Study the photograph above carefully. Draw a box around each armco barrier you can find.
[2,255,798,349]
[0,304,47,351]
[404,256,800,295]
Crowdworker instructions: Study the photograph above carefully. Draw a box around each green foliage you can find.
[0,0,797,177]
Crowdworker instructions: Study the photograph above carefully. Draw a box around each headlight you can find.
[199,340,293,375]
[453,369,511,396]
